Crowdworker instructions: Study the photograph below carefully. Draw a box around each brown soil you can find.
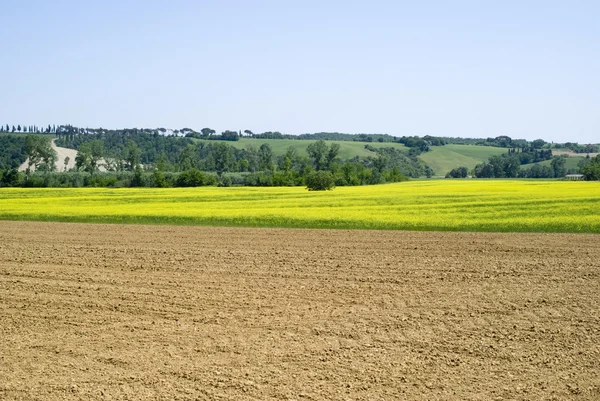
[1,221,599,400]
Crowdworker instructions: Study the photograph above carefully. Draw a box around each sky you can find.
[0,0,598,143]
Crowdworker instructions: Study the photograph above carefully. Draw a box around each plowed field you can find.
[1,221,599,400]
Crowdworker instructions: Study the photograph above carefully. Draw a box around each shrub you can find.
[175,169,216,187]
[446,166,469,178]
[306,171,335,191]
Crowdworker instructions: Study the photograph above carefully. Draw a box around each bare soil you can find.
[0,221,599,400]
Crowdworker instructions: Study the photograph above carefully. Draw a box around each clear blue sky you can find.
[1,0,598,143]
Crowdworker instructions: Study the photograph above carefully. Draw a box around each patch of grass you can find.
[192,140,508,175]
[1,181,599,233]
[191,138,407,159]
[419,145,508,175]
[522,156,585,171]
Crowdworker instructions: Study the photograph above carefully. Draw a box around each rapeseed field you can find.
[0,180,598,233]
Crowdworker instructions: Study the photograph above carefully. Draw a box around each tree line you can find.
[1,133,418,189]
[447,149,597,179]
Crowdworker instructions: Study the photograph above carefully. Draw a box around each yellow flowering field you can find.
[0,180,599,232]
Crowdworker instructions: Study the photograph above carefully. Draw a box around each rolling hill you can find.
[2,133,510,177]
[521,155,585,172]
[418,144,507,175]
[191,138,408,160]
[191,139,507,175]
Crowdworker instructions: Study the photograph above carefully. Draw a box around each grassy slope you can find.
[194,139,505,174]
[192,138,407,159]
[1,181,599,233]
[2,134,505,175]
[522,156,585,171]
[419,145,508,175]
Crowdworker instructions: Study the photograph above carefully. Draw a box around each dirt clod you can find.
[0,221,599,400]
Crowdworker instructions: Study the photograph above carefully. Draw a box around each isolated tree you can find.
[244,129,254,137]
[305,170,335,191]
[63,156,70,172]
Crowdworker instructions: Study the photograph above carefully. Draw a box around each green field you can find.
[193,139,505,173]
[419,144,508,175]
[1,133,505,175]
[192,138,408,159]
[0,180,598,233]
[522,156,585,171]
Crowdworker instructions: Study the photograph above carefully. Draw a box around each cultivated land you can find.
[0,221,599,400]
[193,140,508,174]
[192,138,409,160]
[523,156,586,172]
[419,144,507,175]
[1,180,599,233]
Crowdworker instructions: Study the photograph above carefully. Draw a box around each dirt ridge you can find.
[1,221,599,400]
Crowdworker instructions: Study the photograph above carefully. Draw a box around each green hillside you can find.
[193,139,507,175]
[419,144,507,175]
[192,138,407,159]
[522,156,585,171]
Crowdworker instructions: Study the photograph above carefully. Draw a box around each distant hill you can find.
[190,138,408,160]
[0,130,531,178]
[409,144,507,175]
[191,139,508,176]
